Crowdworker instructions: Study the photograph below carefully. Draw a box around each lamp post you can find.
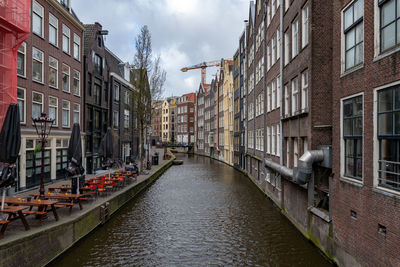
[146,130,150,170]
[32,112,54,199]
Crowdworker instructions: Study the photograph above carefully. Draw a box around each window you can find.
[302,5,309,48]
[267,1,271,26]
[291,77,299,115]
[343,95,363,179]
[94,82,101,105]
[88,73,92,96]
[277,76,281,108]
[267,126,271,153]
[377,86,400,190]
[267,85,271,112]
[32,1,43,37]
[93,53,102,73]
[343,0,364,70]
[277,30,281,59]
[277,126,281,156]
[113,111,119,127]
[114,83,120,101]
[32,91,43,119]
[62,64,70,92]
[73,103,80,124]
[62,100,70,127]
[286,138,290,167]
[32,47,43,83]
[62,24,70,54]
[272,80,276,110]
[285,84,289,116]
[285,0,290,12]
[124,109,129,128]
[272,125,276,155]
[49,96,58,126]
[17,88,26,124]
[17,42,26,77]
[272,36,276,65]
[104,82,108,102]
[292,19,299,57]
[301,70,308,111]
[267,43,271,70]
[49,56,58,88]
[294,138,298,167]
[284,31,290,65]
[49,13,58,46]
[379,0,400,52]
[73,33,81,60]
[73,70,80,96]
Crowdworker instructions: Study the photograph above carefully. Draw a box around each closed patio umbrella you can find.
[67,123,83,193]
[0,104,21,210]
[98,128,113,178]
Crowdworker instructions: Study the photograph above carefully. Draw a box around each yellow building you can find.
[223,60,234,166]
[161,97,177,143]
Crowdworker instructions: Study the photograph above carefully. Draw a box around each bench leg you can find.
[17,211,30,230]
[0,222,9,237]
[51,205,59,221]
[78,199,83,210]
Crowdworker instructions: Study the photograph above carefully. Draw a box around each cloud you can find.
[72,0,249,97]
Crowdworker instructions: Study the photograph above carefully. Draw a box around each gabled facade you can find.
[83,22,110,174]
[17,0,84,189]
[177,93,196,145]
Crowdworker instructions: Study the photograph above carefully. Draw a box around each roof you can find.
[83,24,98,56]
[105,47,122,75]
[182,92,195,102]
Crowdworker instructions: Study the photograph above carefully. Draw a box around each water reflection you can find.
[52,154,331,267]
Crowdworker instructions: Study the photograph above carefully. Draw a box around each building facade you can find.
[83,22,110,174]
[176,93,195,145]
[222,60,234,166]
[151,100,163,143]
[17,0,84,190]
[331,0,400,265]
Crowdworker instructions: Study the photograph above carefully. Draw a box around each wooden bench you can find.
[22,210,46,216]
[0,220,10,238]
[54,202,74,214]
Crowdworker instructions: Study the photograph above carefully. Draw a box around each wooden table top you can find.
[31,192,88,199]
[0,205,30,212]
[3,197,59,206]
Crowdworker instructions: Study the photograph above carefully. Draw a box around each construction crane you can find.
[181,60,222,84]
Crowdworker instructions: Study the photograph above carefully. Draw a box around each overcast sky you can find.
[72,0,249,97]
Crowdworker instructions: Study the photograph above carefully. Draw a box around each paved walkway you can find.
[0,157,172,244]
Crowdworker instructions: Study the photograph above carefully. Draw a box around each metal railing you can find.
[378,160,400,191]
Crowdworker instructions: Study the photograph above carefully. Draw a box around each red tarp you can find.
[0,0,31,129]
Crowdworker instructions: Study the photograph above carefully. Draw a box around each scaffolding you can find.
[0,0,30,129]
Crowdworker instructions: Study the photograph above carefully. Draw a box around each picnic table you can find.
[0,205,30,237]
[31,192,88,213]
[3,197,60,225]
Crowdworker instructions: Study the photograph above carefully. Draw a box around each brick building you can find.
[151,100,163,143]
[105,48,138,163]
[331,0,400,265]
[176,92,195,145]
[17,0,84,189]
[195,83,207,154]
[82,22,110,174]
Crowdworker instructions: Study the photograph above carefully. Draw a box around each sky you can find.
[72,0,249,97]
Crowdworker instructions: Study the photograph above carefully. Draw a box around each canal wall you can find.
[0,158,175,267]
[195,152,360,267]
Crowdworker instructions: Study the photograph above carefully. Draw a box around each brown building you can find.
[17,0,84,190]
[195,83,207,154]
[331,0,400,266]
[151,100,163,143]
[82,22,110,174]
[177,92,196,145]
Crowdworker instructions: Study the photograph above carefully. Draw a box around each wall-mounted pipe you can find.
[264,149,326,185]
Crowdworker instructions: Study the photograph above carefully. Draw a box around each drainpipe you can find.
[265,149,325,185]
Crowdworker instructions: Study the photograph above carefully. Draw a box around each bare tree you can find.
[131,25,166,171]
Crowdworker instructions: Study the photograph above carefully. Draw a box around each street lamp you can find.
[32,112,54,199]
[146,131,151,170]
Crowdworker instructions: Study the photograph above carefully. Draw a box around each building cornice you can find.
[46,0,85,31]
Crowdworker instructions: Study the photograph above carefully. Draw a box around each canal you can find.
[52,154,332,266]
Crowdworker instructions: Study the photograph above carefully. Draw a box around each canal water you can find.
[52,155,332,267]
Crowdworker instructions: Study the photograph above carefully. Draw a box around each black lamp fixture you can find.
[32,112,54,199]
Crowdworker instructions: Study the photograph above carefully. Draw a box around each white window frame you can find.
[292,19,299,58]
[267,126,271,154]
[49,56,58,88]
[301,70,308,111]
[302,5,309,48]
[49,13,58,47]
[284,31,290,65]
[285,0,290,12]
[272,125,276,155]
[277,125,281,157]
[113,111,119,127]
[73,69,80,96]
[49,96,58,126]
[277,75,281,108]
[62,100,70,128]
[32,91,43,120]
[32,47,44,83]
[17,87,26,124]
[272,35,276,65]
[32,0,44,37]
[17,42,26,77]
[286,138,290,167]
[73,103,80,125]
[285,84,289,116]
[124,109,130,129]
[73,33,81,60]
[272,80,276,110]
[341,92,364,184]
[291,77,299,115]
[62,24,70,54]
[62,64,70,93]
[294,138,298,167]
[267,84,271,112]
[277,29,281,59]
